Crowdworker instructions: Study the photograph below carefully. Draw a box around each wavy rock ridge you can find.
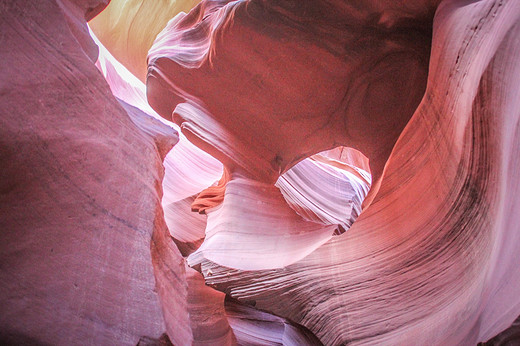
[146,0,520,344]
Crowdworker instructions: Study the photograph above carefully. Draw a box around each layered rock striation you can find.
[146,0,520,344]
[1,0,520,345]
[0,1,188,344]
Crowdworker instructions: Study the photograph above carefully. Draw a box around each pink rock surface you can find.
[188,175,337,270]
[276,149,371,232]
[0,1,185,344]
[94,22,370,273]
[90,27,223,207]
[2,0,520,344]
[147,0,433,184]
[225,298,322,345]
[147,0,520,344]
[185,265,237,345]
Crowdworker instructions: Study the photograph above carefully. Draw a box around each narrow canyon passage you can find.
[1,0,520,345]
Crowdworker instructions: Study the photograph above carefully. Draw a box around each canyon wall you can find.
[1,0,519,345]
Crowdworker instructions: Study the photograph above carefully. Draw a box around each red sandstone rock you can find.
[181,1,520,344]
[224,297,322,345]
[146,0,520,344]
[147,0,434,184]
[2,0,520,344]
[0,1,186,344]
[185,265,237,345]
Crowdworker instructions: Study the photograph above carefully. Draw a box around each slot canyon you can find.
[1,0,520,345]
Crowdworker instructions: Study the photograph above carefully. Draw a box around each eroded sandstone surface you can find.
[1,0,520,345]
[0,1,185,344]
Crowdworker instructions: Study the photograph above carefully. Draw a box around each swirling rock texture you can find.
[147,0,520,345]
[1,0,520,346]
[91,23,367,343]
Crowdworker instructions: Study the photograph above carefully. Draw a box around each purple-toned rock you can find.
[0,1,187,344]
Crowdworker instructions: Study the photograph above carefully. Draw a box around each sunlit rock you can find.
[147,0,520,344]
[276,148,371,232]
[89,0,201,81]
